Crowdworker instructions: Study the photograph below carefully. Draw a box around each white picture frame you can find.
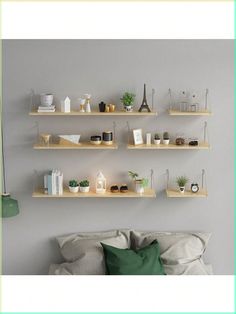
[133,129,143,145]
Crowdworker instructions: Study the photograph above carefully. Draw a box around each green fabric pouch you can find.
[101,240,166,275]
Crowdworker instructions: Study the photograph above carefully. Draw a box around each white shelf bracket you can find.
[166,169,170,189]
[151,88,155,111]
[113,121,117,141]
[203,121,209,144]
[126,121,131,144]
[29,88,36,111]
[168,88,172,110]
[33,169,39,192]
[205,88,209,110]
[150,169,154,189]
[201,169,207,190]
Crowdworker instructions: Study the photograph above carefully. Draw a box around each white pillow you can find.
[52,230,130,275]
[131,231,212,275]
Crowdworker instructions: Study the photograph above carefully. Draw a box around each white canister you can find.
[135,180,144,194]
[40,94,53,107]
[146,133,151,145]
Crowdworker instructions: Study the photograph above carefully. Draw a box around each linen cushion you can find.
[101,240,165,275]
[53,230,130,275]
[131,231,212,275]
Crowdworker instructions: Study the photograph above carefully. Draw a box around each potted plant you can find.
[120,92,135,112]
[154,133,161,145]
[128,171,148,194]
[69,180,79,193]
[176,176,188,194]
[79,180,90,193]
[163,131,170,145]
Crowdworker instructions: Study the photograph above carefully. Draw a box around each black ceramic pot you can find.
[102,131,113,142]
[99,102,106,112]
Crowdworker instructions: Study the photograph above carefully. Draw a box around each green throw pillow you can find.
[101,240,166,275]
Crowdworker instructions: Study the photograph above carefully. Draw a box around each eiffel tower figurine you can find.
[138,84,151,112]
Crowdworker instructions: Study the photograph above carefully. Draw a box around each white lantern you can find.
[96,171,106,193]
[61,96,71,113]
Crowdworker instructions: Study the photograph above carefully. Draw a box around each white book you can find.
[38,109,56,112]
[52,170,57,195]
[38,105,55,110]
[58,172,63,195]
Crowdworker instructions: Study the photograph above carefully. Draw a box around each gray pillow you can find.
[52,229,130,275]
[131,231,212,275]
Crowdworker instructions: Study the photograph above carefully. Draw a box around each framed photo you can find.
[133,129,143,145]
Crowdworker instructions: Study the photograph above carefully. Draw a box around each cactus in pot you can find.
[79,180,90,193]
[163,131,170,145]
[154,133,161,145]
[69,180,79,193]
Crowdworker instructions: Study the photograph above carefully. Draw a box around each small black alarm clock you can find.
[191,183,199,193]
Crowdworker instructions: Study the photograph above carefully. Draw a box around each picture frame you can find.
[133,129,143,145]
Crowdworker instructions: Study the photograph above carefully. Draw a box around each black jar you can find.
[99,102,106,112]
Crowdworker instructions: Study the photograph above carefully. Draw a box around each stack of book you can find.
[37,105,56,113]
[44,170,63,195]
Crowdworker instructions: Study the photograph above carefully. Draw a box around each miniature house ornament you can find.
[61,96,71,113]
[96,171,106,193]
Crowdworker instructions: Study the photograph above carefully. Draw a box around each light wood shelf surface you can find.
[168,109,212,116]
[127,142,210,150]
[29,110,157,116]
[32,188,156,198]
[166,189,208,198]
[33,142,118,150]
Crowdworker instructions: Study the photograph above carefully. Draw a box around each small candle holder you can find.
[40,133,51,147]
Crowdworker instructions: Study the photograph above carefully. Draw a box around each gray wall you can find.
[2,40,234,275]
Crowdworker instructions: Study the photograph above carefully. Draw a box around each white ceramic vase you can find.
[163,139,170,145]
[125,105,133,112]
[69,186,79,193]
[154,139,161,145]
[80,186,90,193]
[179,186,185,194]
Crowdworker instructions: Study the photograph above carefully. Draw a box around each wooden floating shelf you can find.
[29,110,158,116]
[166,189,208,198]
[168,109,212,116]
[32,188,156,198]
[127,142,210,150]
[33,142,118,150]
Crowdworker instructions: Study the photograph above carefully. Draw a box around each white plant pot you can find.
[163,139,170,145]
[40,94,53,107]
[69,186,79,193]
[135,181,144,194]
[154,139,161,145]
[179,186,185,193]
[124,106,133,112]
[80,186,90,193]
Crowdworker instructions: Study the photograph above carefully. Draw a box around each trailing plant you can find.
[120,92,135,107]
[154,133,160,140]
[176,176,188,187]
[69,180,78,187]
[163,132,170,140]
[128,171,149,187]
[79,180,90,187]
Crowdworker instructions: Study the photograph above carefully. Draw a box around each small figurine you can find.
[84,94,91,113]
[138,84,151,112]
[78,98,86,112]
